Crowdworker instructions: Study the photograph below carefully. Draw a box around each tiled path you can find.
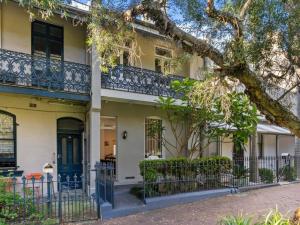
[92,183,300,225]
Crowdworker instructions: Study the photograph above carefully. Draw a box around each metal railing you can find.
[0,48,91,95]
[95,161,115,208]
[0,173,99,224]
[141,156,300,200]
[101,65,185,98]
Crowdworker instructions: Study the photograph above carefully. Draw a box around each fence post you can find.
[276,156,280,183]
[95,163,101,219]
[58,175,62,224]
[143,161,146,204]
[46,173,52,218]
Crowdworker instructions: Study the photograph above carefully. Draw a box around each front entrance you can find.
[57,118,83,185]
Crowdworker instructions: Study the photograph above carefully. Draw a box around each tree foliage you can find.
[157,78,258,158]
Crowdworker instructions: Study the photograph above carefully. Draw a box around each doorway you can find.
[57,118,83,184]
[100,117,117,176]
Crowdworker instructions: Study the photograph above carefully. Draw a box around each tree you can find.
[155,78,258,158]
[14,0,300,136]
[91,0,300,136]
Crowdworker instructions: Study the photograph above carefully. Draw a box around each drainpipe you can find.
[276,134,279,182]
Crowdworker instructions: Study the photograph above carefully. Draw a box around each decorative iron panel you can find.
[0,48,91,95]
[101,65,185,98]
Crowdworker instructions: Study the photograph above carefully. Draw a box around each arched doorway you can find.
[57,118,84,183]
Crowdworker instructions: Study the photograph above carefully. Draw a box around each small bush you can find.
[139,156,232,197]
[259,168,274,184]
[219,215,252,225]
[279,166,297,182]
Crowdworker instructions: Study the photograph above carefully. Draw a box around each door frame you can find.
[57,118,84,181]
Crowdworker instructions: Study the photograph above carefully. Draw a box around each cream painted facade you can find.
[206,134,295,160]
[101,101,178,185]
[0,93,87,181]
[0,1,88,64]
[0,0,297,188]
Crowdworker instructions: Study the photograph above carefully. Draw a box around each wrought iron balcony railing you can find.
[101,65,185,98]
[0,48,91,96]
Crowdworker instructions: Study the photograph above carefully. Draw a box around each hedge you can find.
[139,156,232,182]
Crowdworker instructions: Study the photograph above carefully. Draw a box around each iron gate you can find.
[95,161,115,208]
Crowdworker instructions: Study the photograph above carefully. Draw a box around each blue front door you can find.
[57,133,82,186]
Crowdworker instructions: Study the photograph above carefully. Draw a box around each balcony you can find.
[101,65,185,99]
[0,49,91,101]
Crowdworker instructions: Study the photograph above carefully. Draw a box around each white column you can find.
[88,45,101,191]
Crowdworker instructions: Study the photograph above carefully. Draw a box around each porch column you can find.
[88,45,101,191]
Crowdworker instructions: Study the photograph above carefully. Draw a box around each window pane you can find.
[33,22,46,34]
[62,137,67,165]
[155,58,162,73]
[33,37,47,57]
[123,51,130,66]
[49,26,63,38]
[0,113,14,139]
[73,138,80,164]
[49,41,62,59]
[0,140,14,159]
[155,47,171,58]
[145,118,162,158]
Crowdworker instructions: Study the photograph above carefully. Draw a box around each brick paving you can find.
[91,183,300,225]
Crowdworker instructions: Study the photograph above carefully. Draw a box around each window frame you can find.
[154,46,173,74]
[0,110,17,168]
[144,117,163,159]
[31,20,64,61]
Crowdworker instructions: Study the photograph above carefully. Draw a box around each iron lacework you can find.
[0,48,91,95]
[101,65,185,98]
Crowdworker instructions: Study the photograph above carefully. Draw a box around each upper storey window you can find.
[155,47,172,74]
[32,21,64,60]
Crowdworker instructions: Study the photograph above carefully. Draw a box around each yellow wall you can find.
[1,1,88,64]
[135,32,190,77]
[0,93,86,180]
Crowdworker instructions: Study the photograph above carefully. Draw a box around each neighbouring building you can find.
[0,0,297,188]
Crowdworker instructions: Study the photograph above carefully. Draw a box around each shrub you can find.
[219,215,252,225]
[279,166,297,182]
[232,165,249,179]
[139,156,232,197]
[259,168,274,184]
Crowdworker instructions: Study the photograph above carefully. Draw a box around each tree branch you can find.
[206,0,243,37]
[239,0,253,19]
[121,0,225,67]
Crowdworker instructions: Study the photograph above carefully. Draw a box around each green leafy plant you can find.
[259,168,274,184]
[279,166,297,182]
[140,156,232,197]
[233,165,249,179]
[219,215,252,225]
[259,208,290,225]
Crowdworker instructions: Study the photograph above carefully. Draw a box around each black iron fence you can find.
[0,48,91,95]
[95,161,115,208]
[0,174,98,224]
[141,156,299,199]
[101,65,184,98]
